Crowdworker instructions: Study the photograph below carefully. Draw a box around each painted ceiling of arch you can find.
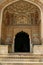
[0,0,43,9]
[3,0,40,26]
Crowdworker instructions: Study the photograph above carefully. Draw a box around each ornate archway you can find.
[1,0,41,53]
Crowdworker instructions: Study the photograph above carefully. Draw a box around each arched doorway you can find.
[14,31,30,52]
[1,0,41,53]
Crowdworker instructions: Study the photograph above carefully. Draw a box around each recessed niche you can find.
[14,31,30,52]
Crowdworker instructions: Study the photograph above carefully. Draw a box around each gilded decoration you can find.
[3,0,40,26]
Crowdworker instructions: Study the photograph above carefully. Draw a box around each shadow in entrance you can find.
[14,31,30,52]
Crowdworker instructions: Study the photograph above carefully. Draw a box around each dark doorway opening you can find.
[14,31,30,52]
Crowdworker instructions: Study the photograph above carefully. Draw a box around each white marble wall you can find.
[33,45,43,54]
[0,45,8,54]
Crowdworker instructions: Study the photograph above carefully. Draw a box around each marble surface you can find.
[33,45,43,54]
[0,53,43,62]
[1,63,43,65]
[0,45,8,54]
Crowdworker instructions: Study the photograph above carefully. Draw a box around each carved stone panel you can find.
[3,0,40,26]
[1,0,41,46]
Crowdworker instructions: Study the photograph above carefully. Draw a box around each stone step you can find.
[1,63,43,65]
[0,53,43,58]
[0,53,43,62]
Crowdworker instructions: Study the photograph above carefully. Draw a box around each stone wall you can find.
[0,45,8,54]
[1,0,41,45]
[0,63,43,65]
[0,0,42,40]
